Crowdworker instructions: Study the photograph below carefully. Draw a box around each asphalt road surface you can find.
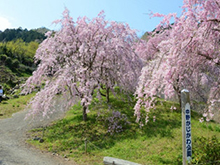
[0,109,77,165]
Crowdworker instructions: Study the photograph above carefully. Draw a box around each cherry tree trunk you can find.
[83,106,87,121]
[177,90,181,108]
[106,87,110,103]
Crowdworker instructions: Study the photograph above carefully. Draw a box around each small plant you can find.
[2,101,8,104]
[191,135,220,165]
[105,110,130,135]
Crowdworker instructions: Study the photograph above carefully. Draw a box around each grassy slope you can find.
[26,95,220,165]
[0,92,35,119]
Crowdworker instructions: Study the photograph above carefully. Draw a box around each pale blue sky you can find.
[0,0,183,37]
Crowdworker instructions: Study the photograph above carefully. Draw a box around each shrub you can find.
[5,56,12,67]
[0,54,7,62]
[191,135,220,164]
[97,110,130,135]
[106,111,130,135]
[11,59,20,69]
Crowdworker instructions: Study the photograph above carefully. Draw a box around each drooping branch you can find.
[198,52,220,66]
[134,0,220,124]
[22,8,142,120]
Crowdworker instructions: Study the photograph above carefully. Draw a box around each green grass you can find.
[0,92,35,119]
[26,95,220,165]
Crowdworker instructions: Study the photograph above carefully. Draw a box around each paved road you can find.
[0,110,77,165]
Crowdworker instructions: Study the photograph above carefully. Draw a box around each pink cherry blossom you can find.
[22,8,143,121]
[134,0,220,123]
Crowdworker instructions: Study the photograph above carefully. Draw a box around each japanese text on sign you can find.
[185,103,192,161]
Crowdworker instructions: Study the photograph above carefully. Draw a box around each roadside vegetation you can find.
[1,91,219,164]
[0,92,35,119]
[25,93,220,165]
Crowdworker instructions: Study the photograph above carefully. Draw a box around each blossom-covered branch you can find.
[134,0,220,123]
[22,8,142,121]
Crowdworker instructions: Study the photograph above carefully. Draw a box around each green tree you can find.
[0,54,8,63]
[5,57,12,67]
[11,59,20,69]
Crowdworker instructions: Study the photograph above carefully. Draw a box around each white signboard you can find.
[185,103,192,161]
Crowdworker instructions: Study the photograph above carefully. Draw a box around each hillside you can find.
[33,27,50,35]
[25,94,220,165]
[0,27,49,92]
[1,87,219,165]
[0,27,49,43]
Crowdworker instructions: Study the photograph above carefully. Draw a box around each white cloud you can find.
[0,16,12,31]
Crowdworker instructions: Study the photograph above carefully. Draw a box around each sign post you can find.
[181,89,192,165]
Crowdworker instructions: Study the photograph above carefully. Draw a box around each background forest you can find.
[0,27,49,91]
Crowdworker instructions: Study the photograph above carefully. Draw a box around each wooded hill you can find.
[0,27,49,92]
[0,27,49,43]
